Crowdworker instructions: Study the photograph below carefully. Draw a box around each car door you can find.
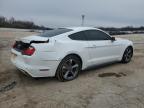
[84,30,122,65]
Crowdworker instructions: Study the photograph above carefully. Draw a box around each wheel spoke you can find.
[125,55,129,61]
[64,62,70,68]
[72,64,79,69]
[70,71,75,76]
[69,59,73,65]
[62,64,69,71]
[64,71,70,79]
[127,50,131,54]
[62,66,67,70]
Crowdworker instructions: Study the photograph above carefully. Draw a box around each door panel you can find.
[87,40,121,65]
[84,29,122,65]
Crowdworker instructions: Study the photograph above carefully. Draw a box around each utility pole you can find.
[81,14,85,26]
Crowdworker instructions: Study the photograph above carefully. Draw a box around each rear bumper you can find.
[11,49,60,77]
[11,57,60,77]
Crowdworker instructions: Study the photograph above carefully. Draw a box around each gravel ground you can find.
[0,28,144,108]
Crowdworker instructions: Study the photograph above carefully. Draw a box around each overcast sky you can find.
[0,0,143,28]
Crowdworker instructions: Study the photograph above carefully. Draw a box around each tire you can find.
[121,46,133,63]
[56,55,82,82]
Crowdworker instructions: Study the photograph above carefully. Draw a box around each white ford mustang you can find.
[11,27,133,81]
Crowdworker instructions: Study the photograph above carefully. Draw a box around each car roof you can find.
[65,27,100,31]
[63,27,111,37]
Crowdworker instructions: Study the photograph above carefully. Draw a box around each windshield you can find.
[39,28,72,37]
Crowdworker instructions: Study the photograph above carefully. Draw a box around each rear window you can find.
[39,28,72,37]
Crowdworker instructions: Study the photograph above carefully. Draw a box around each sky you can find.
[0,0,144,28]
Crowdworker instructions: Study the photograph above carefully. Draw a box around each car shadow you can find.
[80,61,120,76]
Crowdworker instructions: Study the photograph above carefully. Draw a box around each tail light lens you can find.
[22,46,35,56]
[12,41,17,48]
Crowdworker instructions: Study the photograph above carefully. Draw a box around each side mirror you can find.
[111,37,116,41]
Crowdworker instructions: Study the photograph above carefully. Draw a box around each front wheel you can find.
[56,55,82,82]
[121,46,133,63]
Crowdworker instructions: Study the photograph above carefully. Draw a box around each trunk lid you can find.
[20,35,49,43]
[13,35,49,52]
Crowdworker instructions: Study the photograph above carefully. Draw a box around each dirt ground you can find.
[0,28,144,108]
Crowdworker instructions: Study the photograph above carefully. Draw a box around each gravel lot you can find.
[0,28,144,108]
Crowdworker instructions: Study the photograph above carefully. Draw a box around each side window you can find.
[84,30,111,41]
[68,31,87,41]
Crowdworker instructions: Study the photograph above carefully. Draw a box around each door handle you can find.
[85,44,97,48]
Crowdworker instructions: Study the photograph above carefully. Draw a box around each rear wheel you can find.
[121,46,133,63]
[56,55,82,82]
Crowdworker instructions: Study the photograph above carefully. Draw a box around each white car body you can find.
[11,27,133,78]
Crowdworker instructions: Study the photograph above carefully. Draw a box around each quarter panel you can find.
[52,40,91,69]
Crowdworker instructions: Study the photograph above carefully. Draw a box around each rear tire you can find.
[56,55,82,82]
[121,46,133,63]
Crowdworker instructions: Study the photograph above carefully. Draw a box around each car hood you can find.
[116,37,133,45]
[116,37,130,41]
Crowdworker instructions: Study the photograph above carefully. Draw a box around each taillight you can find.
[22,46,35,56]
[12,42,17,48]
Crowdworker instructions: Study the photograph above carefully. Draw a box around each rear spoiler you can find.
[30,39,49,44]
[13,39,49,51]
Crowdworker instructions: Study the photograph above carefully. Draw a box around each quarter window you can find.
[68,31,86,40]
